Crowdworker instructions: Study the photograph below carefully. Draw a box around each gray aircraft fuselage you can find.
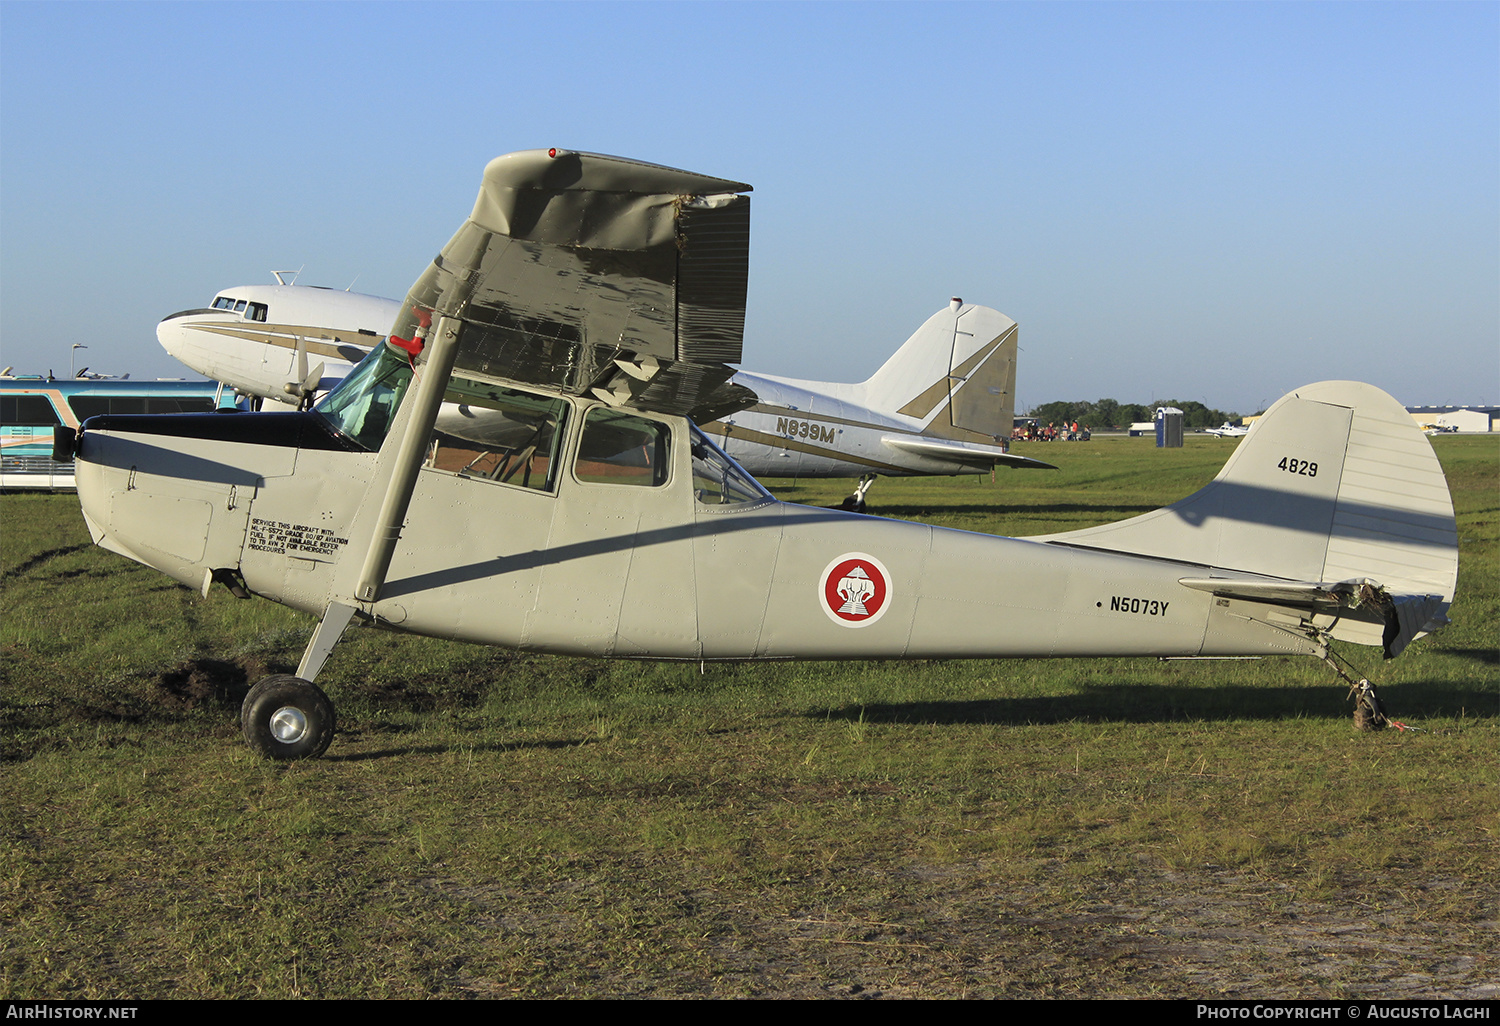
[75,379,1327,666]
[70,149,1455,762]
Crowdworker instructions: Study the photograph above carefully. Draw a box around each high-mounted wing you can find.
[390,149,756,423]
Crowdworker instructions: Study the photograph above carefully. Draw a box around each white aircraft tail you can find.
[1041,381,1458,655]
[861,300,1019,444]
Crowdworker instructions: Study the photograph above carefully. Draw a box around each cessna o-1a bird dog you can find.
[68,149,1457,760]
[158,283,1054,510]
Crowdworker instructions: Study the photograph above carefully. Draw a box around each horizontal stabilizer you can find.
[1389,594,1450,659]
[1177,576,1372,608]
[1180,574,1450,612]
[881,435,1056,470]
[1178,574,1450,657]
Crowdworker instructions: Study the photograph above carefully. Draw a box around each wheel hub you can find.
[270,706,309,744]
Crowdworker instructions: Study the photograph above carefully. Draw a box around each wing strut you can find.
[354,314,463,602]
[297,600,357,681]
[292,314,464,684]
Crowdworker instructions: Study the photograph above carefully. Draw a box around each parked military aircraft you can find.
[70,149,1457,760]
[158,287,1052,509]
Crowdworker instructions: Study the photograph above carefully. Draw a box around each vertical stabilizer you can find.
[864,302,1018,443]
[1036,381,1457,649]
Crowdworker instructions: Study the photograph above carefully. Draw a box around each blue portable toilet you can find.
[1155,406,1183,448]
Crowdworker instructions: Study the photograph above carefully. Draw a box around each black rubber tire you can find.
[241,674,336,760]
[1353,702,1386,733]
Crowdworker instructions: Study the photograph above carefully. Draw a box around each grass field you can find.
[2,434,1495,999]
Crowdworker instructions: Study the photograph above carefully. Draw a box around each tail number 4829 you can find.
[1278,456,1318,478]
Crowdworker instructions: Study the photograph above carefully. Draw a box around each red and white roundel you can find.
[818,553,893,628]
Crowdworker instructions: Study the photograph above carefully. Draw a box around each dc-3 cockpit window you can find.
[212,296,236,310]
[690,425,770,506]
[423,378,569,493]
[573,408,671,487]
[315,344,414,450]
[245,302,268,323]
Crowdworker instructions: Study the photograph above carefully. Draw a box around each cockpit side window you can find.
[574,408,671,487]
[422,378,569,493]
[246,302,268,322]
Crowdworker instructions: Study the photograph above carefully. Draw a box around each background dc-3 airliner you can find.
[158,281,1054,508]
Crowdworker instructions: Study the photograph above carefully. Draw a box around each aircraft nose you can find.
[157,317,182,356]
[157,310,198,352]
[72,430,137,564]
[157,310,213,370]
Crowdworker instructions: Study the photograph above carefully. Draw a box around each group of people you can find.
[1012,420,1090,442]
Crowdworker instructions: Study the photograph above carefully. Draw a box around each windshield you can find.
[690,423,771,506]
[315,344,413,450]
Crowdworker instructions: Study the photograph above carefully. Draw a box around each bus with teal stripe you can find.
[1,376,241,490]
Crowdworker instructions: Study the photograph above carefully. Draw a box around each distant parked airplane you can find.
[1204,421,1249,438]
[159,284,1053,509]
[156,278,395,410]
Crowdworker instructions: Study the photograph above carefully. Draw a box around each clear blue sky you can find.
[3,1,1495,413]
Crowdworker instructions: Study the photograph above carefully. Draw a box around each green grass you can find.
[1,434,1495,998]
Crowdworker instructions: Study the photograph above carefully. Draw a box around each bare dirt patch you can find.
[155,655,269,711]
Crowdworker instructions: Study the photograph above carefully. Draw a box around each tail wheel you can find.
[241,675,337,760]
[1352,679,1389,733]
[1353,701,1388,732]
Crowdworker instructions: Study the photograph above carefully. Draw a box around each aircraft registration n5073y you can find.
[158,286,1055,510]
[73,149,1457,760]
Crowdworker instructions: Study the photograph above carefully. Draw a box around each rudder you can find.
[864,301,1018,444]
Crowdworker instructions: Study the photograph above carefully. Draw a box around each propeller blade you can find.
[295,335,309,386]
[299,361,325,410]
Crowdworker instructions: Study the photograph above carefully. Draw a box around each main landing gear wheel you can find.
[241,675,337,760]
[837,473,878,514]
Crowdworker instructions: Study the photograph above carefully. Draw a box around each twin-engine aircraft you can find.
[158,285,1053,510]
[70,149,1457,760]
[156,280,395,410]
